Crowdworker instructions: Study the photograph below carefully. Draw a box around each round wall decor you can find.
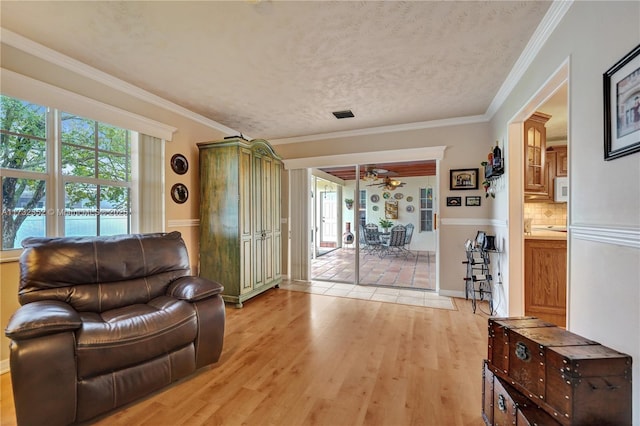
[170,154,188,175]
[406,196,414,202]
[406,205,415,212]
[171,183,189,204]
[370,194,380,203]
[372,205,379,211]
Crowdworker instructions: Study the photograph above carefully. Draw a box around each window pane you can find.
[98,123,128,154]
[99,186,129,235]
[98,152,128,181]
[60,113,95,147]
[61,145,95,177]
[1,95,47,172]
[64,182,97,236]
[419,187,433,232]
[1,177,46,249]
[1,95,46,138]
[1,134,47,172]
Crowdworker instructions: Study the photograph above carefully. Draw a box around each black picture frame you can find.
[170,154,189,175]
[450,168,479,190]
[466,196,482,206]
[604,44,640,160]
[446,196,461,207]
[170,183,189,204]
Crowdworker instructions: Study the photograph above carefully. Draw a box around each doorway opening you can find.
[311,161,438,290]
[506,59,569,326]
[312,176,342,257]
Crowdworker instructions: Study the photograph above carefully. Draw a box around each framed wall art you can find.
[385,200,398,219]
[466,196,482,206]
[450,168,479,190]
[171,183,189,204]
[446,196,461,207]
[170,154,189,174]
[604,44,640,160]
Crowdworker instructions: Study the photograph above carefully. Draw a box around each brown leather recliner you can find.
[4,231,225,426]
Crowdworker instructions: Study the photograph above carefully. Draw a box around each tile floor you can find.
[279,280,456,310]
[311,247,436,290]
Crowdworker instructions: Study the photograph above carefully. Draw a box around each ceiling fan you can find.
[362,166,395,181]
[367,175,406,191]
[363,165,405,190]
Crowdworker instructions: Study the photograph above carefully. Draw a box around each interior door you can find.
[319,191,337,245]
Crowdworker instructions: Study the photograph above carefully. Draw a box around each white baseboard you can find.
[439,289,466,299]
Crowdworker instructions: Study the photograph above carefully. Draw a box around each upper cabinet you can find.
[524,112,552,196]
[554,145,568,177]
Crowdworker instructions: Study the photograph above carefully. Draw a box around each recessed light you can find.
[332,110,354,119]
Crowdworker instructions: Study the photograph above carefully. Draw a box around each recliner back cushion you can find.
[19,232,190,311]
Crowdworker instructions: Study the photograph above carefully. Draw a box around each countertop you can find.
[524,230,567,240]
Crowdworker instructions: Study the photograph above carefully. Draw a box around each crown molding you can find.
[485,0,574,119]
[0,28,240,137]
[270,115,486,145]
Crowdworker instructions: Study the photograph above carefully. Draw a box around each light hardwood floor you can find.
[1,289,491,426]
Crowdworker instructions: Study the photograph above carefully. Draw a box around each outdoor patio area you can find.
[311,247,436,290]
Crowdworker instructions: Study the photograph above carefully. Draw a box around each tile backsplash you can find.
[524,202,567,225]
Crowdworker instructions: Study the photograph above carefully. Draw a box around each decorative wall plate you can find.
[370,194,380,203]
[406,205,415,212]
[170,154,188,175]
[372,205,379,211]
[383,192,391,199]
[171,183,189,204]
[394,193,404,199]
[406,196,413,202]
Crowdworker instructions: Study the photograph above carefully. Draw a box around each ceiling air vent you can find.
[332,110,354,119]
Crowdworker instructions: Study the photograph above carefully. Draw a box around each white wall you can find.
[489,2,640,424]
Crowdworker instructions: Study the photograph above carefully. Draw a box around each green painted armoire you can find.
[198,138,282,308]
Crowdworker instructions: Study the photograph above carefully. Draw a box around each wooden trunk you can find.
[483,360,561,426]
[488,317,555,375]
[486,319,632,425]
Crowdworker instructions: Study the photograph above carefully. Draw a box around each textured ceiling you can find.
[0,1,553,141]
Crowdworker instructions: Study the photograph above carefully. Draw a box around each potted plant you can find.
[379,218,394,232]
[344,198,354,210]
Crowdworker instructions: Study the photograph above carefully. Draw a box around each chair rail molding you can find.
[440,218,507,228]
[167,219,200,228]
[571,224,640,249]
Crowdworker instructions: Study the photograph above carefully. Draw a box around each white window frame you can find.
[0,71,171,261]
[419,187,434,232]
[1,97,136,256]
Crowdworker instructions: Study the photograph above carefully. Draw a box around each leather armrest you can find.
[166,276,224,302]
[5,300,81,340]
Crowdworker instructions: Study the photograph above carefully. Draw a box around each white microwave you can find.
[555,177,568,202]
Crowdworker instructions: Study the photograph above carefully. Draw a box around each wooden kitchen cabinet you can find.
[524,238,567,327]
[524,112,552,197]
[554,145,567,177]
[198,138,282,308]
[525,147,556,202]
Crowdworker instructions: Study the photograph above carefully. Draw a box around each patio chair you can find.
[379,225,407,258]
[402,223,415,256]
[363,224,383,255]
